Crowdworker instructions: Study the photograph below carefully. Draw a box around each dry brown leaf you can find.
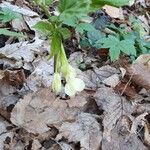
[90,65,119,87]
[102,74,120,87]
[103,5,124,19]
[31,139,42,150]
[102,116,148,150]
[59,142,74,150]
[114,82,137,98]
[26,58,53,91]
[10,88,89,134]
[0,70,5,80]
[0,39,47,69]
[129,54,150,90]
[94,87,133,140]
[0,118,14,150]
[144,123,150,146]
[56,113,102,150]
[0,1,38,17]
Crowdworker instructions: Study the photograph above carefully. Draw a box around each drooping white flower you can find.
[65,76,85,96]
[52,73,62,93]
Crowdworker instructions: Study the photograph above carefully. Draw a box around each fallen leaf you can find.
[94,87,133,140]
[59,142,74,150]
[114,82,137,98]
[90,65,119,87]
[103,74,120,87]
[32,139,42,150]
[0,39,47,69]
[10,88,89,134]
[144,123,150,146]
[25,58,53,91]
[130,55,150,89]
[0,1,38,17]
[102,116,148,150]
[0,70,5,79]
[119,67,126,78]
[0,118,14,150]
[56,113,102,150]
[103,5,124,19]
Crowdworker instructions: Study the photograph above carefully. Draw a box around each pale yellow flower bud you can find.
[52,73,62,93]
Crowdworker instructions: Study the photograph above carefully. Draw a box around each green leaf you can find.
[58,0,93,26]
[0,28,25,38]
[33,21,53,33]
[45,0,53,5]
[99,35,119,48]
[99,35,136,61]
[58,27,71,40]
[75,23,96,33]
[0,7,21,23]
[91,0,130,8]
[120,39,136,56]
[109,46,120,61]
[34,0,53,6]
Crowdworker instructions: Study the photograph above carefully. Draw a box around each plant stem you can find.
[40,4,51,19]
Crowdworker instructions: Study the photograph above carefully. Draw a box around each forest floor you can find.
[0,0,150,150]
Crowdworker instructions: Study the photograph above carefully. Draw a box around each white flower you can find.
[52,73,62,93]
[65,76,85,96]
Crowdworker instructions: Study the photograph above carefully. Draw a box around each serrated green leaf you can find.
[99,35,136,61]
[33,21,53,33]
[75,23,96,33]
[109,46,120,61]
[58,0,93,26]
[91,0,130,7]
[0,28,25,38]
[120,39,136,56]
[0,8,21,23]
[99,35,119,48]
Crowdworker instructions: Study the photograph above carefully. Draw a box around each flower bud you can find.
[52,73,62,93]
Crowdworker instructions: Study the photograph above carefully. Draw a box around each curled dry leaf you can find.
[0,39,47,69]
[102,74,120,87]
[91,65,119,87]
[102,116,148,150]
[0,70,5,80]
[127,54,150,90]
[103,5,124,19]
[0,118,14,150]
[56,113,102,150]
[10,88,89,134]
[0,1,39,17]
[31,139,42,150]
[144,123,150,146]
[94,87,133,141]
[26,58,53,91]
[59,142,74,150]
[114,82,137,98]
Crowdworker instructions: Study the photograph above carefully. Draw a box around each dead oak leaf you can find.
[56,113,102,150]
[94,87,133,141]
[10,88,89,134]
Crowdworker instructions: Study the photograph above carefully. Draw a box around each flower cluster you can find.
[51,43,85,96]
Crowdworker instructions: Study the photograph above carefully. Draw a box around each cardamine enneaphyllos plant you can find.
[33,0,131,96]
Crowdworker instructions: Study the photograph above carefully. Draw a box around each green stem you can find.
[54,54,59,73]
[60,43,68,65]
[40,4,51,19]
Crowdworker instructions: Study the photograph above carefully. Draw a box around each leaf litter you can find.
[0,0,150,149]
